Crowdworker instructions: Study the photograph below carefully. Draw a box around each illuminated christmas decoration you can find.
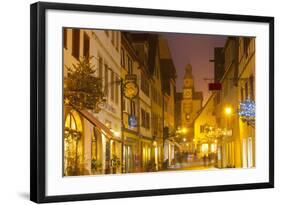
[238,99,255,126]
[64,56,105,111]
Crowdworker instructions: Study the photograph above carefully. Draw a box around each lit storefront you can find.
[141,139,152,171]
[64,109,84,176]
[238,99,255,168]
[123,133,140,173]
[164,140,175,167]
[64,107,122,176]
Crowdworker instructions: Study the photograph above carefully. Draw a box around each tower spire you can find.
[184,64,193,78]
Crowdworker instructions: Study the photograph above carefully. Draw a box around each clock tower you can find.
[182,64,194,126]
[175,64,203,151]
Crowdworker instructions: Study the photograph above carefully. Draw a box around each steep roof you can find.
[175,92,183,101]
[130,33,158,76]
[158,36,177,76]
[158,36,177,94]
[158,36,173,59]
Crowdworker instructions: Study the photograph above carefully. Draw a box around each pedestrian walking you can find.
[203,155,207,166]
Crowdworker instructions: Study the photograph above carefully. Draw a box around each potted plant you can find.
[111,155,121,174]
[147,160,157,172]
[91,158,102,174]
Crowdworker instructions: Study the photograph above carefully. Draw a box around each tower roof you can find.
[184,64,193,78]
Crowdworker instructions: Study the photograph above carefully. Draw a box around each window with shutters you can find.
[111,31,115,46]
[72,29,80,60]
[116,32,119,52]
[115,74,119,105]
[240,87,244,101]
[127,55,133,74]
[141,109,145,127]
[245,81,249,99]
[146,112,150,129]
[249,75,255,100]
[121,48,125,68]
[63,29,67,49]
[105,30,109,36]
[104,63,108,96]
[141,73,150,97]
[98,56,103,79]
[83,33,90,58]
[110,70,114,101]
[244,38,251,58]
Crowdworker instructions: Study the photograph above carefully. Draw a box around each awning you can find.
[174,142,181,150]
[165,139,182,150]
[74,107,122,143]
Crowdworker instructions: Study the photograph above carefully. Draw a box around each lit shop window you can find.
[64,110,83,176]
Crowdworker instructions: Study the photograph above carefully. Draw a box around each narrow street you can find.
[63,28,256,176]
[163,159,217,172]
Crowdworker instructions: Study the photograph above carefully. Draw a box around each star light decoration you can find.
[238,99,255,127]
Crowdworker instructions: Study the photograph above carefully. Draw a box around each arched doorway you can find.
[64,110,83,176]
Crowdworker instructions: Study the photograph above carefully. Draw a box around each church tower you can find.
[176,64,202,151]
[182,64,194,128]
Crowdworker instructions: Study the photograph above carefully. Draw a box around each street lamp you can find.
[224,106,232,116]
[224,106,233,129]
[223,105,233,168]
[181,128,187,134]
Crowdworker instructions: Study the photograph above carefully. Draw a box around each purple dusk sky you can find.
[163,33,227,104]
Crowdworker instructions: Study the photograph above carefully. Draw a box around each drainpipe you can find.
[120,78,125,173]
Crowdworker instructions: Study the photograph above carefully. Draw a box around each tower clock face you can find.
[183,89,192,98]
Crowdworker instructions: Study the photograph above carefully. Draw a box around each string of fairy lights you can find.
[238,99,255,118]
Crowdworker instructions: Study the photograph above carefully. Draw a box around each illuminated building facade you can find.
[158,36,178,167]
[194,36,256,169]
[120,33,142,173]
[63,28,122,175]
[194,94,218,159]
[237,37,256,168]
[147,34,164,171]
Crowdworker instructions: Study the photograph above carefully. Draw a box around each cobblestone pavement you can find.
[163,159,218,171]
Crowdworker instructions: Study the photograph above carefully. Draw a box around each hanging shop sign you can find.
[124,81,139,99]
[124,74,139,99]
[208,83,222,91]
[222,128,232,137]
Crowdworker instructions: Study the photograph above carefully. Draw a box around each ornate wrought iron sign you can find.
[124,74,139,99]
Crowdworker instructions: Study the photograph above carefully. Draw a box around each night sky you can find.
[163,33,227,104]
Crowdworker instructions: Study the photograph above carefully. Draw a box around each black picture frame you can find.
[30,2,274,203]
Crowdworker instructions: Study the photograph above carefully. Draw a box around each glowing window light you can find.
[210,143,217,152]
[201,144,209,154]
